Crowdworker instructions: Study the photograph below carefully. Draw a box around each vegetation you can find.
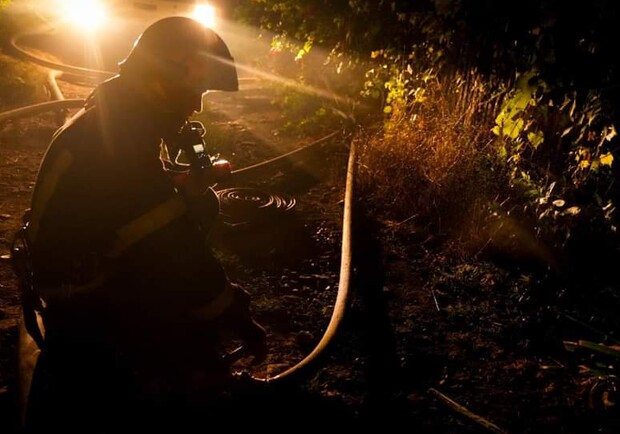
[1,0,616,293]
[235,0,620,286]
[0,1,48,110]
[0,53,47,110]
[235,0,620,415]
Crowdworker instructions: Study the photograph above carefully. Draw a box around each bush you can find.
[357,69,502,243]
[0,53,47,110]
[0,1,49,110]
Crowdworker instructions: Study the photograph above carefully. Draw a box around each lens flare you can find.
[58,0,108,31]
[191,3,216,28]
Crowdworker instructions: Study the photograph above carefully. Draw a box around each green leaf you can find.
[563,206,581,216]
[295,49,306,61]
[552,199,565,207]
[600,152,614,167]
[504,118,525,140]
[605,125,617,141]
[527,130,544,149]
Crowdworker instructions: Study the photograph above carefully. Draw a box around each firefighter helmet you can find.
[119,16,238,92]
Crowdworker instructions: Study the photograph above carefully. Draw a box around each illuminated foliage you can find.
[240,1,620,288]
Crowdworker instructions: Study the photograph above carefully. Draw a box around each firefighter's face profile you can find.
[158,53,211,124]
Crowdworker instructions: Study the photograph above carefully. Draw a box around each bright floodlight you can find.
[191,3,216,28]
[60,0,108,31]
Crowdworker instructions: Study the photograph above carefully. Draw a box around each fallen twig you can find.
[558,311,620,344]
[430,287,440,311]
[564,340,620,358]
[428,387,509,434]
[396,213,418,226]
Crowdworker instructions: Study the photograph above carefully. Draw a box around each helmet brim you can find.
[197,36,239,92]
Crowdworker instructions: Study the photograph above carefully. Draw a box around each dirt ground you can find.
[2,21,620,434]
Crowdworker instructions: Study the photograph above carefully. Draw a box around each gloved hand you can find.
[211,159,232,182]
[239,317,267,365]
[172,168,214,195]
[221,283,268,364]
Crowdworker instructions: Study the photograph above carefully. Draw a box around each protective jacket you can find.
[27,76,232,322]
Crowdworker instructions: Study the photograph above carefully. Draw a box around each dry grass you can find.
[0,53,48,111]
[357,69,502,248]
